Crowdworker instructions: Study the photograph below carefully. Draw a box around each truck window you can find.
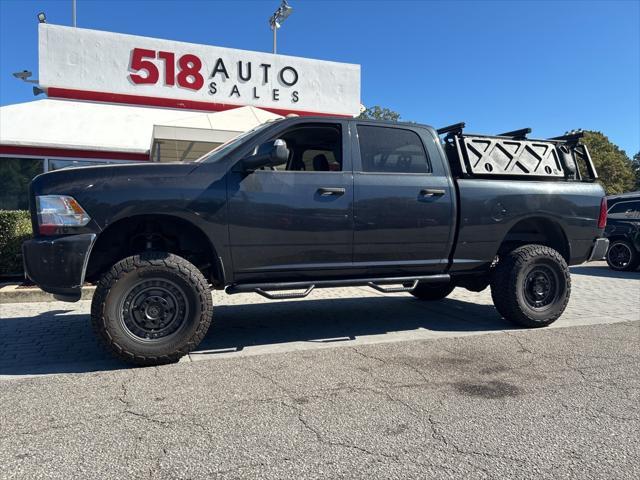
[357,125,431,174]
[271,124,342,172]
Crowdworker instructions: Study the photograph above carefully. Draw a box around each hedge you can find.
[0,210,32,276]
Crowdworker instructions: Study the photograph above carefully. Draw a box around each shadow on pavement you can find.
[0,309,128,377]
[0,296,508,377]
[198,296,507,353]
[570,264,640,280]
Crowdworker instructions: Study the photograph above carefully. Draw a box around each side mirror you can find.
[242,139,289,171]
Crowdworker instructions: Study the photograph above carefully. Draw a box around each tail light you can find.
[598,197,607,229]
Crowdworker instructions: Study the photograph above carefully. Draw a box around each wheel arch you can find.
[85,213,225,286]
[606,234,633,244]
[497,216,571,263]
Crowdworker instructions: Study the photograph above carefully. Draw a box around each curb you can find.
[0,284,95,304]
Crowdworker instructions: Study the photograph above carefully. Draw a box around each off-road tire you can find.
[606,240,640,271]
[411,282,455,301]
[91,252,213,366]
[490,244,570,328]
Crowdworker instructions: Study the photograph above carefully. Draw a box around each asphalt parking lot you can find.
[0,261,639,479]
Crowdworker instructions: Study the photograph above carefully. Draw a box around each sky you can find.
[1,0,639,155]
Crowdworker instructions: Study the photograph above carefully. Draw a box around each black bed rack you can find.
[436,122,597,181]
[437,122,585,144]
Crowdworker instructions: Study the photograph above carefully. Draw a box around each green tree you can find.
[631,152,640,190]
[581,131,635,195]
[358,105,401,122]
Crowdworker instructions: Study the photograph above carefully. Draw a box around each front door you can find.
[352,123,454,274]
[228,121,353,281]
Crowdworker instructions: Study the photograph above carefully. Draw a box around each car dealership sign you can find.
[38,24,361,116]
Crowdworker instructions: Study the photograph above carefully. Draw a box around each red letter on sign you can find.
[129,48,159,85]
[158,51,175,86]
[177,54,204,91]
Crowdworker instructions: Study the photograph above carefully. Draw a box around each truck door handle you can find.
[420,189,445,197]
[317,187,346,196]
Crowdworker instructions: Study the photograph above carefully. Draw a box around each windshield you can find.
[194,120,281,163]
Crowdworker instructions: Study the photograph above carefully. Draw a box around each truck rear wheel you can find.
[91,252,213,366]
[411,282,455,301]
[490,245,570,328]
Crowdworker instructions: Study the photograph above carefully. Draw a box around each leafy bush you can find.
[0,210,32,275]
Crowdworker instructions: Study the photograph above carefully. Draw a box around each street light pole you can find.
[72,0,77,27]
[269,0,293,55]
[273,26,277,54]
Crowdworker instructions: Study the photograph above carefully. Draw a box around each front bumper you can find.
[587,237,609,262]
[22,233,96,302]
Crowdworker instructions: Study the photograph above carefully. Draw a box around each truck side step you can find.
[254,286,315,300]
[367,279,419,293]
[225,274,450,299]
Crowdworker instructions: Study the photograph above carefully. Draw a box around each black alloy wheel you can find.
[606,240,639,271]
[522,265,560,311]
[119,278,190,342]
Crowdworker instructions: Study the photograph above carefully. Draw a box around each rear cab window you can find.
[356,125,431,174]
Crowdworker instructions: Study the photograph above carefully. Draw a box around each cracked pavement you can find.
[0,262,639,479]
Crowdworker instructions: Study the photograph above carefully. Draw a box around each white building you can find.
[0,24,360,209]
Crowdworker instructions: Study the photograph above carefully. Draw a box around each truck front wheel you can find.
[490,245,570,328]
[91,252,213,366]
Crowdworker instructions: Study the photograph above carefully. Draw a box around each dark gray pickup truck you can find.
[23,117,609,365]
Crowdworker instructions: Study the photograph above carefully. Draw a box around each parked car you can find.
[23,118,608,366]
[604,191,640,271]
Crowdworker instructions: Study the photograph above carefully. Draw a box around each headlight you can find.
[36,195,91,235]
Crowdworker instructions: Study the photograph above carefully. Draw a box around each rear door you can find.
[352,122,455,274]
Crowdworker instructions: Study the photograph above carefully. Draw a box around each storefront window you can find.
[0,157,45,210]
[48,159,111,170]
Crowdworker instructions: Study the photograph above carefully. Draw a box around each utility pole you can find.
[72,0,77,27]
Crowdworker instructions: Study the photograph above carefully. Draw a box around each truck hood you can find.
[29,159,230,233]
[30,161,200,196]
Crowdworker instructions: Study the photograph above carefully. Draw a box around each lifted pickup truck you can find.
[24,117,609,365]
